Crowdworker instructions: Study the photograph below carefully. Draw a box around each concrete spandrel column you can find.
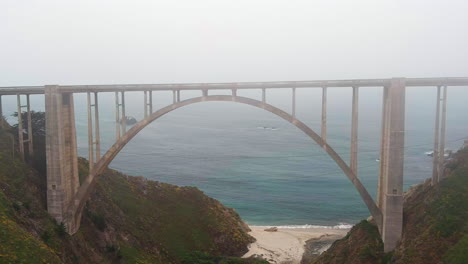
[432,86,441,185]
[121,91,126,134]
[0,95,3,128]
[438,86,448,181]
[94,92,101,160]
[115,92,120,140]
[144,91,148,118]
[87,92,94,171]
[378,86,387,209]
[380,78,405,252]
[350,87,359,175]
[149,91,153,114]
[27,94,34,156]
[321,87,327,142]
[292,88,296,118]
[17,94,24,159]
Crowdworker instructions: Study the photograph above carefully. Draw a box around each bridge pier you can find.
[45,86,80,233]
[378,78,405,252]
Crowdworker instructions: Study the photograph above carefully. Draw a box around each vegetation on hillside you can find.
[0,114,266,263]
[309,147,468,264]
[309,220,385,264]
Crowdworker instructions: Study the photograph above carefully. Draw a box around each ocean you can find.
[2,86,468,227]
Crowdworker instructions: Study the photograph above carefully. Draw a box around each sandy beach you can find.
[243,226,349,264]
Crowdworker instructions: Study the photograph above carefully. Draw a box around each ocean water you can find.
[2,87,468,227]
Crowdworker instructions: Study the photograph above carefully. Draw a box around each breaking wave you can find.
[251,223,353,229]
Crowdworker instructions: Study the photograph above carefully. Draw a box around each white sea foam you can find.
[250,223,353,230]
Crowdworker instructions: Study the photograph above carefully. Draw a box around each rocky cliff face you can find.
[309,148,468,264]
[0,124,265,264]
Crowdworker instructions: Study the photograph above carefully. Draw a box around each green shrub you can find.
[41,230,51,243]
[443,235,468,264]
[55,222,67,237]
[88,211,107,231]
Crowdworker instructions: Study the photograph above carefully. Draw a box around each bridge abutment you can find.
[45,85,80,233]
[378,78,405,252]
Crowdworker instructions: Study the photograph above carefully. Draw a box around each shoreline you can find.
[243,225,349,264]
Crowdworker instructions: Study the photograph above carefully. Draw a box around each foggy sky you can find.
[1,0,467,86]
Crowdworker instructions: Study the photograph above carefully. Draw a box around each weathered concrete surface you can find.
[379,78,405,252]
[45,86,80,233]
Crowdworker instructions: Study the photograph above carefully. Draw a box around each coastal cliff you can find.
[308,147,468,264]
[0,116,266,264]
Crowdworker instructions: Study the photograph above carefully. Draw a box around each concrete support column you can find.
[121,91,126,134]
[321,87,328,144]
[432,86,441,185]
[173,90,177,103]
[202,89,208,97]
[94,93,100,160]
[177,90,181,102]
[379,78,406,252]
[232,89,237,97]
[149,91,153,114]
[437,86,448,181]
[262,88,266,103]
[378,86,389,209]
[144,91,153,118]
[144,91,148,118]
[292,88,296,118]
[26,94,34,156]
[87,92,94,171]
[17,95,24,159]
[45,86,79,233]
[0,95,3,128]
[350,87,359,175]
[115,92,121,140]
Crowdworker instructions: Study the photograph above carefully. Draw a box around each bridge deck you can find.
[0,77,468,95]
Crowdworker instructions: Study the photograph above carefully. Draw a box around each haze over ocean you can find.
[2,86,467,227]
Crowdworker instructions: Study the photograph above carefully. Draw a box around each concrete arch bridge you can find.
[1,77,467,252]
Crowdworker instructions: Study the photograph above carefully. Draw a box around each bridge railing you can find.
[1,77,468,95]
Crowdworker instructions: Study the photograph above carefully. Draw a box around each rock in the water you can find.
[264,227,278,232]
[123,116,137,125]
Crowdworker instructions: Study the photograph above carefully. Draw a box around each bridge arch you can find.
[68,95,382,231]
